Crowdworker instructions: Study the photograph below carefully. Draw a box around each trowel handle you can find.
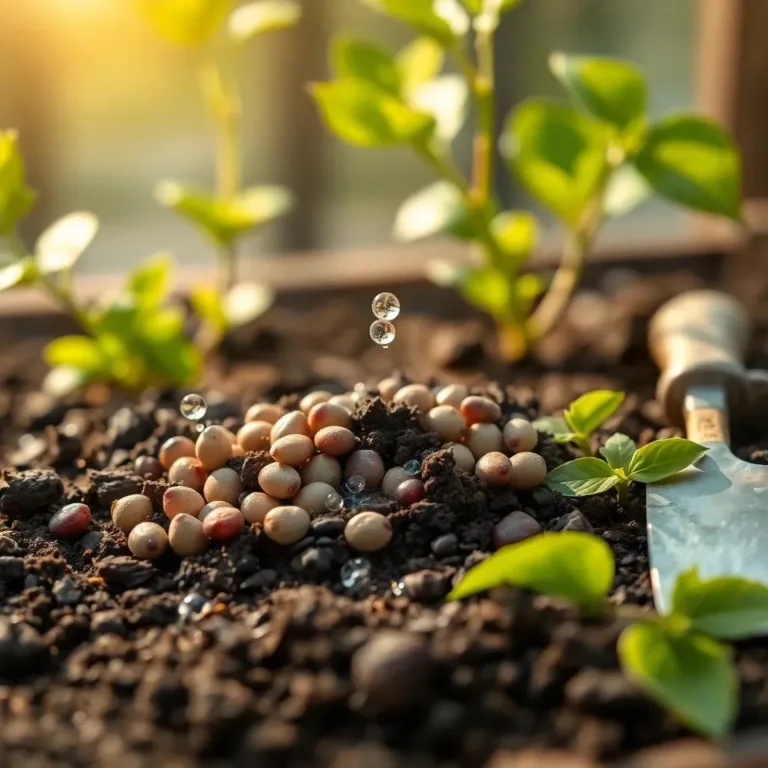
[649,290,750,430]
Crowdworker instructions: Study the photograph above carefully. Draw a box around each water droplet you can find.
[404,459,421,476]
[391,580,406,597]
[340,557,372,588]
[177,593,208,620]
[345,474,366,494]
[180,393,207,422]
[326,492,344,513]
[196,423,205,433]
[370,320,396,347]
[372,292,401,321]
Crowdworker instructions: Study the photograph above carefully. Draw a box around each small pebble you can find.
[311,517,345,537]
[111,494,152,534]
[340,557,372,588]
[49,503,91,539]
[509,452,547,490]
[128,522,169,559]
[245,403,286,424]
[80,531,102,552]
[436,383,468,409]
[202,506,244,542]
[258,463,301,499]
[503,417,539,454]
[159,436,196,470]
[460,395,501,425]
[196,425,233,470]
[270,410,311,443]
[289,535,317,555]
[314,426,356,457]
[465,423,503,459]
[293,482,337,516]
[299,390,333,414]
[393,384,434,414]
[178,593,209,620]
[492,510,542,549]
[168,513,209,556]
[270,434,315,466]
[204,467,243,505]
[52,576,82,606]
[241,492,279,524]
[163,487,205,519]
[560,509,593,533]
[297,546,334,575]
[393,479,424,506]
[263,505,311,545]
[0,536,19,555]
[237,421,272,452]
[475,451,513,487]
[401,570,450,602]
[168,456,208,492]
[344,450,385,488]
[134,456,163,480]
[345,511,393,552]
[300,454,342,487]
[308,402,352,433]
[431,533,458,557]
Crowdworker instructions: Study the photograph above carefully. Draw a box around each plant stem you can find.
[573,434,593,457]
[470,25,495,206]
[218,241,236,294]
[617,479,629,506]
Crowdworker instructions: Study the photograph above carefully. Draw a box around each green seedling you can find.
[449,531,768,739]
[311,0,741,360]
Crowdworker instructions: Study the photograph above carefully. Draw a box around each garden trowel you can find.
[647,289,768,613]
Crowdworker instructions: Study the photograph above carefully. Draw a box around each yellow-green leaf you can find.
[44,336,109,373]
[397,37,444,96]
[0,131,36,235]
[459,266,513,317]
[626,437,708,483]
[409,74,468,143]
[360,0,457,46]
[0,258,38,292]
[491,211,538,269]
[35,212,98,274]
[135,0,234,45]
[546,457,620,497]
[565,389,624,437]
[332,37,400,96]
[393,181,470,242]
[228,0,301,42]
[128,252,174,308]
[191,285,228,336]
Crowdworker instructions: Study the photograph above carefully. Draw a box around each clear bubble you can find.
[372,292,401,321]
[340,557,372,589]
[345,474,366,494]
[370,320,396,347]
[404,459,422,476]
[326,492,344,513]
[390,580,406,597]
[180,393,207,422]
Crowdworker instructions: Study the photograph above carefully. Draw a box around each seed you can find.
[271,410,311,443]
[220,426,238,444]
[163,486,205,519]
[344,450,385,489]
[444,442,476,473]
[168,457,208,492]
[270,434,314,466]
[436,383,469,409]
[425,405,465,442]
[168,513,209,557]
[237,421,272,452]
[340,557,372,588]
[314,426,356,457]
[308,402,352,433]
[263,505,311,545]
[503,417,539,454]
[326,492,344,513]
[382,466,410,498]
[465,423,503,460]
[300,454,342,487]
[159,436,196,470]
[258,463,301,499]
[345,511,393,552]
[460,396,501,425]
[393,384,434,414]
[241,492,279,524]
[345,474,366,494]
[377,377,400,403]
[49,503,91,539]
[199,500,232,521]
[245,403,286,424]
[509,452,547,490]
[204,467,243,505]
[135,455,163,480]
[232,444,245,458]
[370,320,396,347]
[202,506,244,542]
[111,494,152,534]
[293,482,337,516]
[328,394,356,413]
[299,390,333,414]
[128,522,169,560]
[372,291,400,320]
[393,479,424,506]
[195,425,233,470]
[475,452,513,487]
[180,393,207,422]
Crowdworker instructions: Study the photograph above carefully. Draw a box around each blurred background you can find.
[0,0,702,274]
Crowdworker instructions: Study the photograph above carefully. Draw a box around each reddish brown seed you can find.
[263,505,311,545]
[134,455,163,480]
[293,482,336,516]
[509,452,547,490]
[245,403,286,424]
[168,513,209,557]
[271,410,311,443]
[503,418,539,454]
[393,384,434,414]
[202,506,244,542]
[300,390,333,414]
[163,486,205,519]
[460,396,501,425]
[425,405,465,442]
[300,454,342,487]
[168,456,208,492]
[393,479,424,506]
[199,500,232,521]
[382,466,410,498]
[378,377,400,402]
[258,462,302,499]
[241,492,279,524]
[195,425,233,470]
[128,522,169,560]
[49,503,91,539]
[314,426,356,457]
[270,434,315,466]
[111,494,153,534]
[203,467,243,505]
[443,442,476,473]
[475,451,513,487]
[159,436,196,470]
[308,402,352,433]
[465,423,503,460]
[344,450,385,488]
[436,383,468,409]
[237,421,272,453]
[345,511,393,552]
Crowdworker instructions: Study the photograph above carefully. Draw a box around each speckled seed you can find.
[263,505,311,545]
[444,442,476,473]
[308,402,352,433]
[49,503,91,539]
[198,500,232,521]
[509,452,547,490]
[134,455,163,480]
[460,396,502,425]
[300,390,333,414]
[393,384,434,414]
[158,436,196,470]
[258,463,302,499]
[345,511,393,552]
[204,467,243,505]
[382,466,411,498]
[314,426,356,457]
[344,450,385,488]
[270,410,311,443]
[195,425,232,470]
[168,514,209,557]
[168,456,208,492]
[436,383,469,409]
[475,452,513,487]
[237,421,272,452]
[270,434,315,466]
[245,403,286,424]
[163,486,205,520]
[425,405,465,442]
[300,454,342,487]
[378,377,400,402]
[202,506,244,542]
[465,423,503,460]
[329,394,356,413]
[503,418,539,454]
[128,522,169,560]
[393,479,424,506]
[293,482,336,516]
[111,494,152,534]
[241,492,279,525]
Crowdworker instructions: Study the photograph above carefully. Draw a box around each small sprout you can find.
[465,422,503,460]
[163,486,205,519]
[372,291,401,320]
[308,402,352,433]
[509,452,547,490]
[168,513,209,557]
[300,454,342,487]
[111,494,152,534]
[270,434,315,466]
[240,492,279,525]
[245,403,286,424]
[436,383,468,409]
[270,410,311,443]
[443,442,475,473]
[258,463,301,499]
[460,395,501,425]
[502,417,539,454]
[159,436,196,470]
[340,557,372,588]
[345,511,393,552]
[203,467,243,506]
[314,426,356,457]
[195,425,233,470]
[377,377,400,402]
[202,505,244,542]
[425,405,465,442]
[299,390,333,414]
[393,384,434,413]
[475,451,512,487]
[180,393,207,422]
[345,450,385,488]
[370,320,396,347]
[263,505,311,545]
[382,466,411,498]
[135,455,163,480]
[237,420,272,452]
[128,521,169,560]
[393,478,424,506]
[293,482,337,516]
[49,503,91,539]
[168,456,208,492]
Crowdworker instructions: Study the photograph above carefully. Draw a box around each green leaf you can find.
[225,281,273,327]
[332,37,400,96]
[0,131,36,235]
[671,568,768,640]
[135,0,234,45]
[549,54,647,132]
[600,433,637,474]
[128,253,174,308]
[514,273,546,314]
[491,211,538,268]
[393,181,471,242]
[35,212,99,274]
[461,0,524,15]
[44,336,109,373]
[634,115,741,220]
[546,457,620,497]
[459,267,513,317]
[0,258,38,292]
[191,285,228,336]
[310,79,435,148]
[228,0,301,41]
[397,37,444,96]
[603,164,651,218]
[448,531,614,605]
[626,437,708,483]
[532,415,573,442]
[618,623,736,738]
[359,0,456,46]
[409,74,468,143]
[501,99,609,225]
[564,390,624,437]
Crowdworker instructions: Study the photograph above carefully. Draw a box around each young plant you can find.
[449,531,768,739]
[310,0,741,360]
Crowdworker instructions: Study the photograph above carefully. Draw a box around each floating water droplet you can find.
[326,492,344,513]
[196,423,205,433]
[391,580,406,597]
[370,320,396,347]
[372,292,401,321]
[340,557,372,588]
[404,459,421,476]
[345,474,366,494]
[177,592,208,620]
[180,393,207,422]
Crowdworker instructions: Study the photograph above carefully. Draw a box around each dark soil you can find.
[3,270,768,767]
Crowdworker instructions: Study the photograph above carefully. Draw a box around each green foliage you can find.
[396,37,444,94]
[228,0,301,41]
[599,433,637,474]
[359,0,458,45]
[0,131,36,235]
[565,389,624,440]
[545,457,621,497]
[626,438,708,483]
[393,181,470,242]
[35,213,99,274]
[332,37,401,96]
[135,0,235,45]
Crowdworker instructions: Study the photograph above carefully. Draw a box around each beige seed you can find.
[195,425,233,470]
[299,390,333,414]
[168,456,208,492]
[308,402,352,433]
[158,435,196,470]
[293,482,336,516]
[263,505,311,545]
[168,513,209,557]
[465,423,503,460]
[162,486,205,520]
[509,452,547,490]
[378,377,400,402]
[344,450,385,488]
[460,395,502,425]
[475,451,513,487]
[444,442,476,473]
[220,426,238,445]
[128,522,169,560]
[329,394,356,413]
[237,421,272,453]
[204,467,243,505]
[199,500,232,521]
[270,434,315,466]
[300,454,342,487]
[382,466,411,498]
[436,383,469,409]
[271,410,311,443]
[345,511,393,552]
[503,417,539,454]
[314,426,356,457]
[258,462,302,499]
[425,405,465,442]
[393,384,434,414]
[241,492,280,525]
[245,403,286,424]
[111,494,152,534]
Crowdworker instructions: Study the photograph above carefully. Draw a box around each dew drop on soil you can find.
[372,292,401,321]
[345,474,366,494]
[326,492,344,513]
[391,580,406,597]
[404,459,421,476]
[180,393,207,422]
[340,557,372,588]
[177,593,209,620]
[370,320,396,347]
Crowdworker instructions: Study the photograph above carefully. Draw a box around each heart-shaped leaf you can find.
[565,390,624,437]
[128,253,174,308]
[228,0,301,41]
[627,437,708,483]
[546,457,620,497]
[35,212,99,274]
